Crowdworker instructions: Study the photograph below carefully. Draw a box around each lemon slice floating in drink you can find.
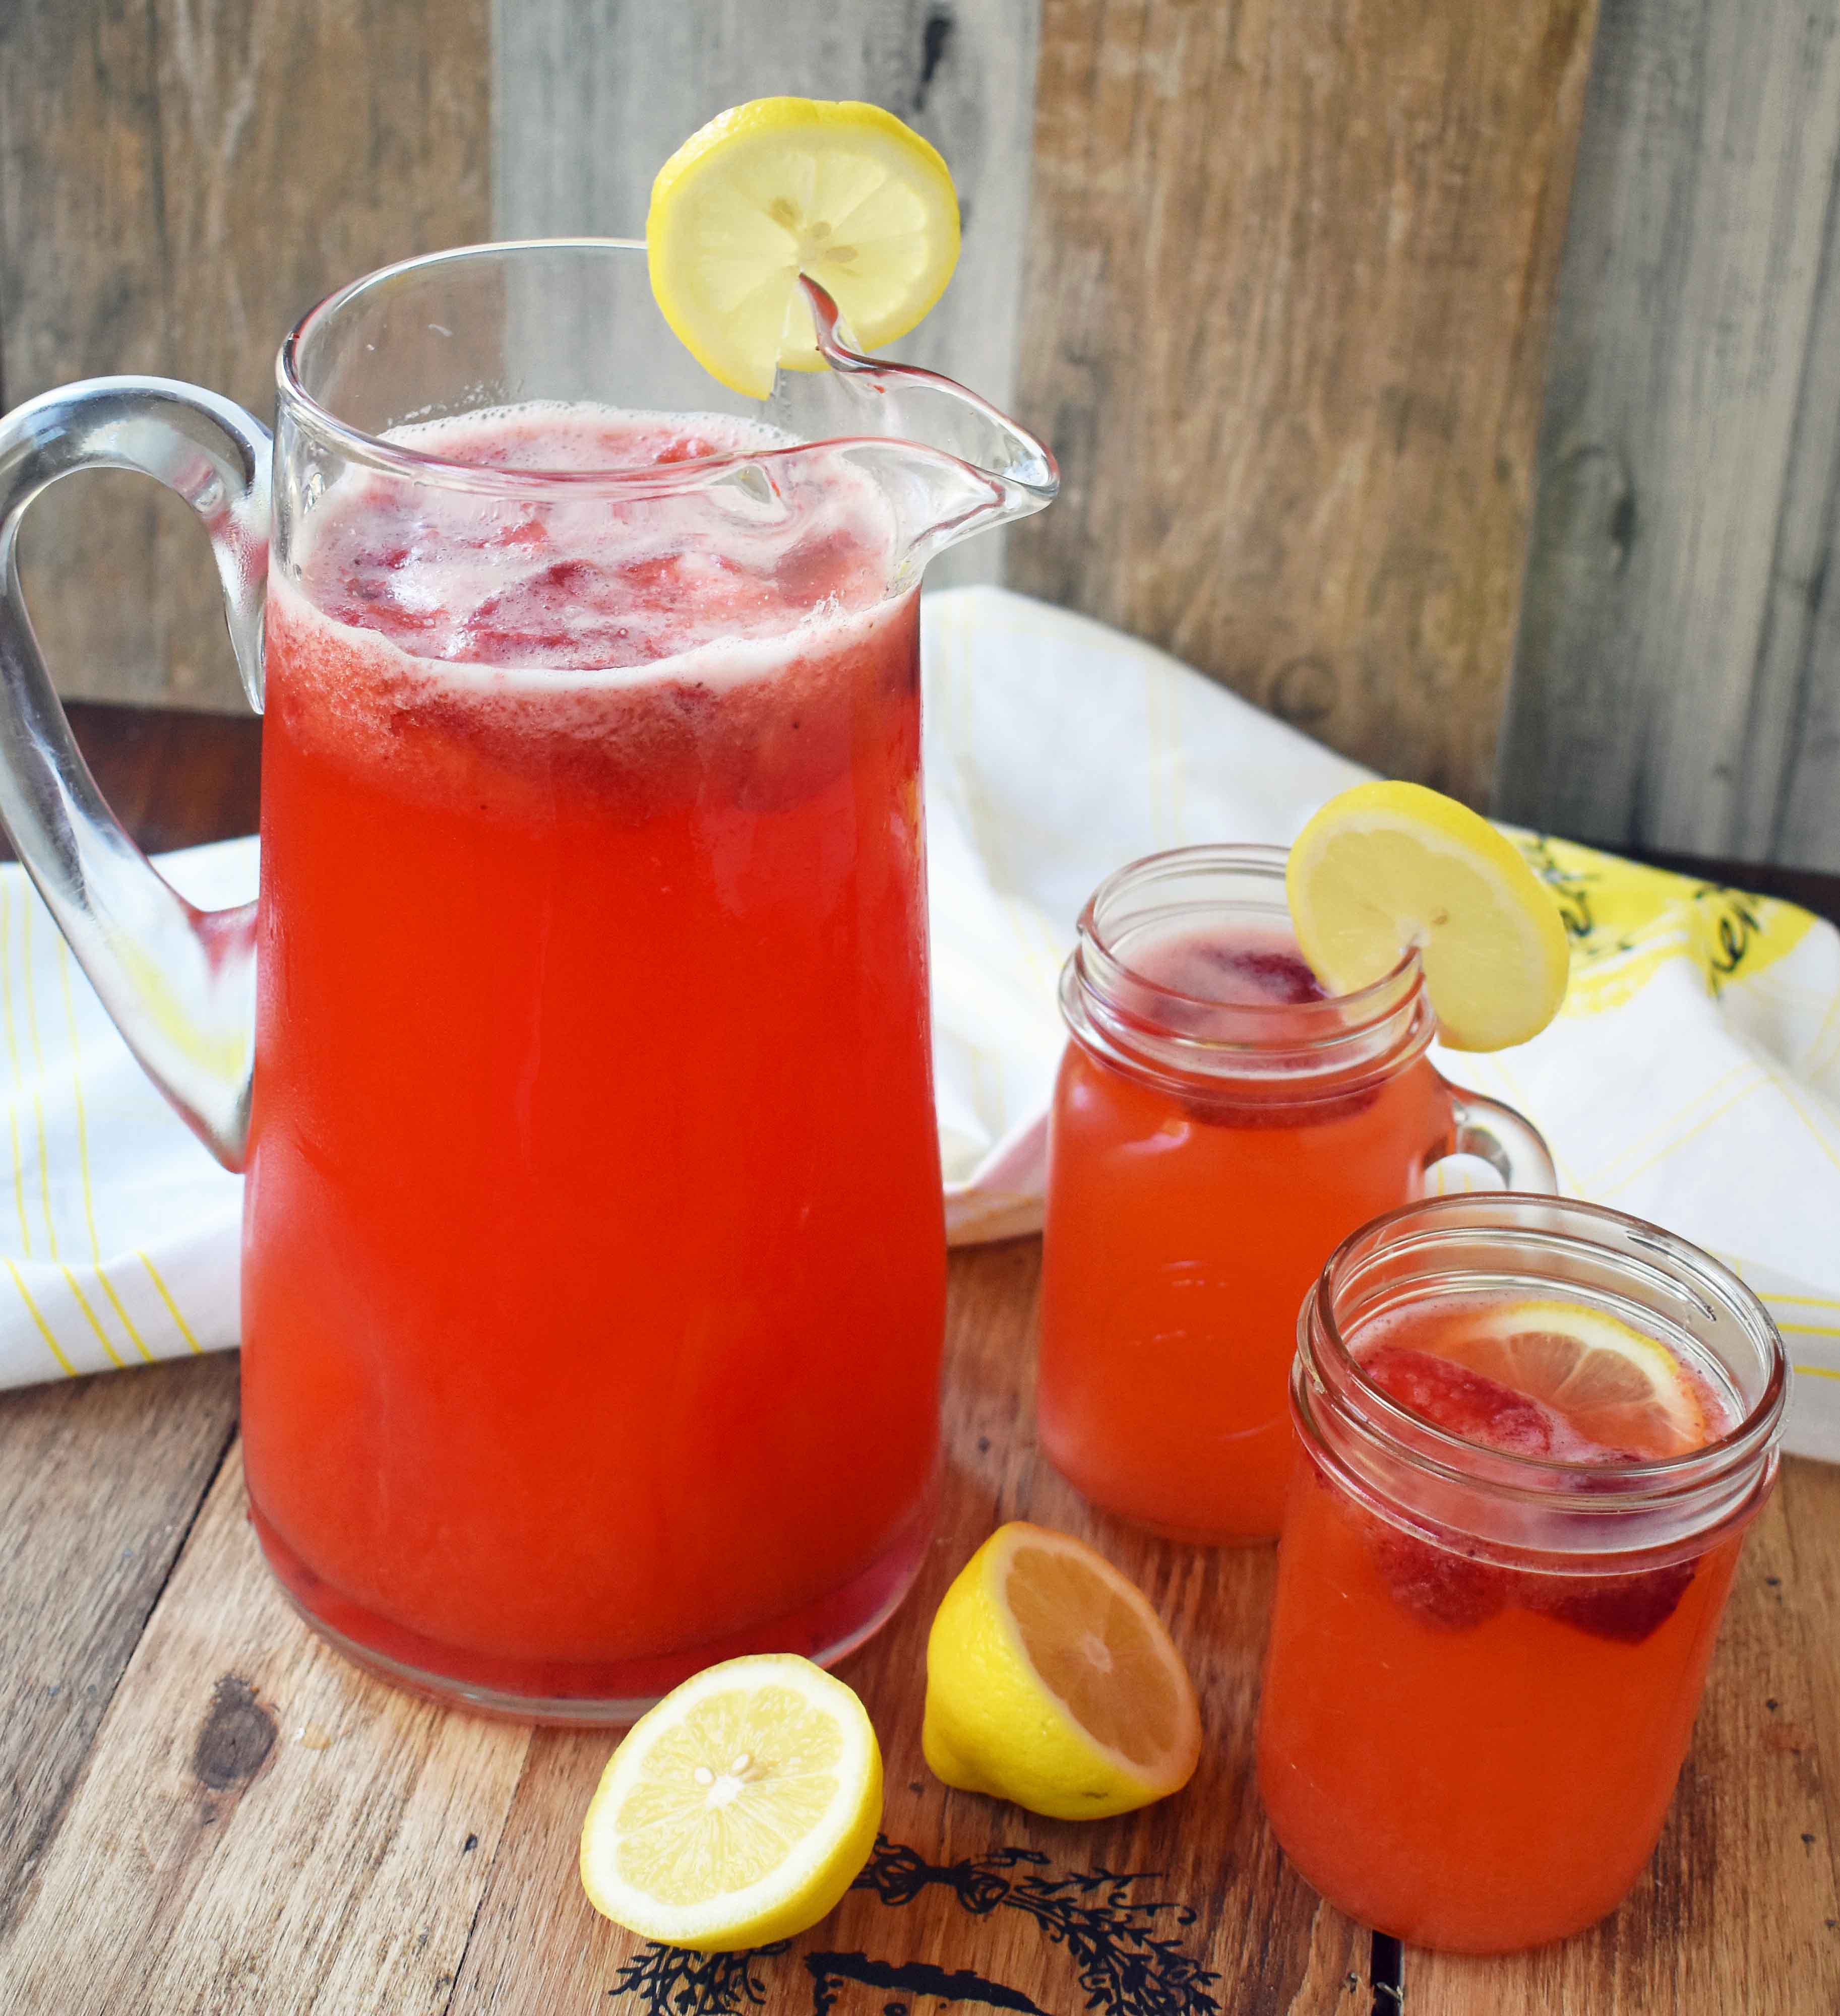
[923,1522,1201,1819]
[1286,780,1571,1051]
[647,97,961,397]
[1436,1298,1714,1459]
[580,1654,883,1951]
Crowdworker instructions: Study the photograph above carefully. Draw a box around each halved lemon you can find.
[580,1654,882,1951]
[647,97,961,398]
[1439,1299,1714,1458]
[1286,780,1571,1050]
[923,1523,1201,1820]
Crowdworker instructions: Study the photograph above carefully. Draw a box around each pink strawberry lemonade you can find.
[1258,1291,1744,1951]
[242,404,945,1705]
[1038,918,1454,1542]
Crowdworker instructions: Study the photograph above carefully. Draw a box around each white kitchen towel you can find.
[4,585,1838,1459]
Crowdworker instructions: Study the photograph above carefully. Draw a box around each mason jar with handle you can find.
[0,239,1056,1721]
[1038,843,1558,1544]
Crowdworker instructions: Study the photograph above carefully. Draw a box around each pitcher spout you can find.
[788,277,1058,581]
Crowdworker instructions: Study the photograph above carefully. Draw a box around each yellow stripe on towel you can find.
[138,1250,203,1354]
[7,1258,73,1376]
[1,883,32,1257]
[55,939,152,1363]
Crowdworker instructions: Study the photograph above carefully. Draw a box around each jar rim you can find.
[1299,1194,1788,1530]
[1062,843,1436,1098]
[1079,843,1422,1020]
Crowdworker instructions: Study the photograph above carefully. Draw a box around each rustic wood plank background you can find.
[6,0,1840,855]
[493,0,1040,590]
[1496,0,1840,872]
[1007,0,1599,810]
[0,0,490,712]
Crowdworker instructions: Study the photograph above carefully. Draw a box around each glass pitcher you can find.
[0,240,1057,1720]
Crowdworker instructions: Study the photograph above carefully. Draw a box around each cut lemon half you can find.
[1286,780,1571,1051]
[1440,1299,1715,1458]
[580,1654,882,1951]
[647,97,961,398]
[923,1522,1201,1820]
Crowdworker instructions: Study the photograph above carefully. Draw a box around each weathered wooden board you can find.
[1779,1458,1840,1982]
[1005,0,1599,807]
[0,1439,532,2014]
[1496,0,1840,872]
[492,0,1041,589]
[11,0,1840,881]
[3,1228,1830,2011]
[0,1353,238,1936]
[0,704,261,866]
[0,0,491,712]
[443,1236,1369,2015]
[0,1241,1378,2015]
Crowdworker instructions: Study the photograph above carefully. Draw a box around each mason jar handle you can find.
[0,376,271,1171]
[1446,1089,1559,1194]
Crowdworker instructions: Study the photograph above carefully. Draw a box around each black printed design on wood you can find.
[608,1837,1220,2016]
[852,1841,1219,2016]
[610,1939,790,2013]
[805,1952,1046,2014]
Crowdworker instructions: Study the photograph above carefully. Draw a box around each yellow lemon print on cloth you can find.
[1509,832,1819,1017]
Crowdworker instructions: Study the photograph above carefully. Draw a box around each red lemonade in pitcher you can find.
[243,405,945,1709]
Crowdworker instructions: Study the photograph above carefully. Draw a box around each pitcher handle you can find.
[1446,1089,1559,1195]
[0,376,271,1172]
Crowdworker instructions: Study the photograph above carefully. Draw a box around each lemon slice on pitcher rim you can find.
[647,97,961,398]
[1286,780,1571,1051]
[580,1655,883,1951]
[923,1523,1201,1820]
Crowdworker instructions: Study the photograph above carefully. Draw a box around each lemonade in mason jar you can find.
[1040,808,1565,1543]
[1257,1194,1786,1952]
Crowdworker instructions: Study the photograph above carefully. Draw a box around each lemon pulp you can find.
[923,1522,1200,1820]
[580,1654,882,1951]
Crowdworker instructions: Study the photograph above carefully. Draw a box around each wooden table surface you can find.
[2,704,1838,2016]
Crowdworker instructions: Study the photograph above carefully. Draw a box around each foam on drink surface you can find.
[297,404,895,678]
[1127,923,1328,1007]
[267,403,916,806]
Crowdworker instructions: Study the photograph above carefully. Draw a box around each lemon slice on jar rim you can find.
[1286,780,1572,1051]
[646,96,960,399]
[923,1522,1201,1820]
[580,1654,883,1952]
